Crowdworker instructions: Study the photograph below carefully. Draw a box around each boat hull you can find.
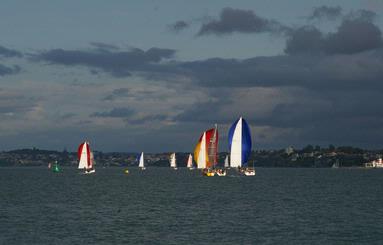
[83,169,95,174]
[244,171,255,176]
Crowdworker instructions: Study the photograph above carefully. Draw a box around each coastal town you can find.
[0,145,382,168]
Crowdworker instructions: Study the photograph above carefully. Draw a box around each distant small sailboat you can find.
[332,160,340,168]
[138,152,146,170]
[78,141,96,174]
[187,154,194,170]
[229,117,255,176]
[170,152,177,170]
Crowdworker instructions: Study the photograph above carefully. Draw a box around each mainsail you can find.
[138,152,145,168]
[187,154,193,168]
[194,126,219,169]
[78,141,92,169]
[228,117,252,168]
[170,153,177,168]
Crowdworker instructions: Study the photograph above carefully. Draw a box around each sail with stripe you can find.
[78,141,92,169]
[228,117,252,168]
[194,126,218,169]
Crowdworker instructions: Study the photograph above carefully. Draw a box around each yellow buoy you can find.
[124,169,129,174]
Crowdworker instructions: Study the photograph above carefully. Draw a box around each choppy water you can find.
[1,167,383,244]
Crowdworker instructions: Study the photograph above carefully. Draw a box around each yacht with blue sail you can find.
[228,117,255,176]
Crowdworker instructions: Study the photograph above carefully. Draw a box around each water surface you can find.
[1,167,382,244]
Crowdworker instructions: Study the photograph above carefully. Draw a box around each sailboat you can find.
[170,152,177,170]
[138,152,146,170]
[228,117,255,176]
[194,124,219,176]
[216,153,228,176]
[187,154,194,170]
[78,141,96,174]
[332,159,340,168]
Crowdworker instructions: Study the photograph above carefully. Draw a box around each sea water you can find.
[0,167,383,244]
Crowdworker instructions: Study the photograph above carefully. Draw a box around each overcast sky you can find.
[0,0,383,152]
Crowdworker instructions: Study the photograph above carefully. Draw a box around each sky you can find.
[0,0,383,152]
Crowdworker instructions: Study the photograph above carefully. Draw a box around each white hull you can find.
[139,167,146,170]
[244,170,255,176]
[83,169,95,174]
[216,172,226,176]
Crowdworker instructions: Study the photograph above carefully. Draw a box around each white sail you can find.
[197,132,207,169]
[224,155,229,168]
[170,153,177,168]
[89,151,94,169]
[78,142,89,169]
[230,117,243,168]
[187,154,193,168]
[138,152,145,168]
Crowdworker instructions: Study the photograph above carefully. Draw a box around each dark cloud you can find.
[346,9,376,22]
[284,26,324,55]
[308,6,342,20]
[325,18,383,54]
[89,42,119,50]
[90,107,135,118]
[169,20,190,32]
[285,12,383,55]
[175,100,233,124]
[102,88,131,101]
[197,7,288,36]
[0,46,23,58]
[126,114,169,125]
[181,49,383,91]
[0,90,37,115]
[0,64,21,76]
[58,113,76,120]
[34,47,177,77]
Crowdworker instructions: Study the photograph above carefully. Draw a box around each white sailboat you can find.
[187,154,194,170]
[138,152,146,170]
[170,152,177,170]
[78,141,95,174]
